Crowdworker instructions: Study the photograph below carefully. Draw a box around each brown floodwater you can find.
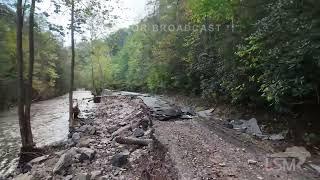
[0,91,93,176]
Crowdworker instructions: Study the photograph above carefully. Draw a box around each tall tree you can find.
[24,0,36,147]
[16,0,34,149]
[66,0,119,127]
[69,0,75,127]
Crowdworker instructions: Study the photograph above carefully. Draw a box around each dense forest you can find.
[0,4,70,110]
[1,0,320,134]
[74,0,320,113]
[77,0,320,143]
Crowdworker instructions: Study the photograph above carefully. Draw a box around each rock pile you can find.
[225,118,287,141]
[11,96,157,180]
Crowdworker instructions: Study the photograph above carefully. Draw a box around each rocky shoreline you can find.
[9,96,177,180]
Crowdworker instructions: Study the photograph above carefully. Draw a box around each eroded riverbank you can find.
[10,95,177,180]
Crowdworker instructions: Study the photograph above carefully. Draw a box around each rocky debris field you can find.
[6,92,320,180]
[10,96,177,180]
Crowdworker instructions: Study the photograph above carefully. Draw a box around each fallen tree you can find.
[115,137,153,146]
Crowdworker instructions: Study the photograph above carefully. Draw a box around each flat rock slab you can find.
[14,173,32,180]
[103,90,184,121]
[229,118,263,137]
[29,155,50,165]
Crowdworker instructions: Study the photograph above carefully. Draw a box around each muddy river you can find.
[0,91,93,175]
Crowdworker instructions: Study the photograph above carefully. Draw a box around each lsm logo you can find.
[265,146,311,172]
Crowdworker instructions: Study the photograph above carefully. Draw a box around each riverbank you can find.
[0,91,93,176]
[9,95,178,179]
[7,92,320,179]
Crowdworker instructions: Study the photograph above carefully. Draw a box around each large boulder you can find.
[78,138,93,148]
[77,148,96,162]
[245,118,263,136]
[53,148,77,174]
[72,132,81,143]
[181,106,196,116]
[229,118,263,137]
[53,153,72,174]
[133,128,144,138]
[111,150,130,167]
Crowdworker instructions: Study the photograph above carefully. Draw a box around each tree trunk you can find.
[69,0,75,128]
[16,0,33,149]
[24,0,36,148]
[97,56,105,88]
[115,137,153,146]
[90,58,96,94]
[90,43,96,94]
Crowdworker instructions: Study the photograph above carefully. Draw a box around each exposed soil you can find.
[134,139,179,180]
[155,117,319,179]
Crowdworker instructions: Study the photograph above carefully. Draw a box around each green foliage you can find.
[236,0,320,110]
[187,0,238,23]
[91,0,320,114]
[3,0,319,114]
[0,4,69,109]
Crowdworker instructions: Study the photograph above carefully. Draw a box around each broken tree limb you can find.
[115,137,153,146]
[111,121,141,139]
[111,124,132,139]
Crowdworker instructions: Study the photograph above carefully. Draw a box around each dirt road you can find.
[155,118,317,179]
